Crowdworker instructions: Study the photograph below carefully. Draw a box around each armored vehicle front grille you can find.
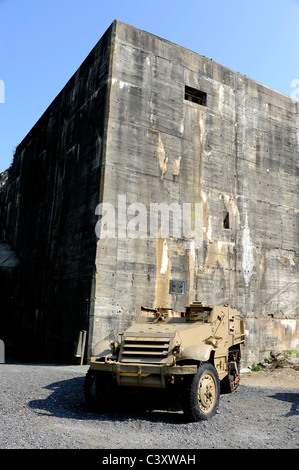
[120,336,171,364]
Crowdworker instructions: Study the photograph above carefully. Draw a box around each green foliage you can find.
[250,362,264,371]
[263,357,273,364]
[249,350,299,372]
[285,349,299,358]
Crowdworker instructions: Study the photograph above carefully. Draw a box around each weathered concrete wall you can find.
[0,23,114,361]
[1,20,298,365]
[91,21,299,365]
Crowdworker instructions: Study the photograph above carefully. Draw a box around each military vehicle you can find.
[84,302,245,421]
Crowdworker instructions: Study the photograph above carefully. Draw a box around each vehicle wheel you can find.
[182,362,220,422]
[84,369,118,412]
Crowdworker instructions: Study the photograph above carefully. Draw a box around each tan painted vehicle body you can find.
[85,302,245,421]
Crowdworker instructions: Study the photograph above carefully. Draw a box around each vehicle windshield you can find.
[136,304,212,323]
[185,303,212,323]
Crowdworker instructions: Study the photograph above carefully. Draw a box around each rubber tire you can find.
[182,362,220,422]
[84,369,118,412]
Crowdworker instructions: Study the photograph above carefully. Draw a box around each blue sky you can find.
[0,0,298,173]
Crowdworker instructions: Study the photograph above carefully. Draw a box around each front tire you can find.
[182,362,220,422]
[84,369,118,412]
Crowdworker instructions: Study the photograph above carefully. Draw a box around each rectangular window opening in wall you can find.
[185,86,207,106]
[223,211,230,229]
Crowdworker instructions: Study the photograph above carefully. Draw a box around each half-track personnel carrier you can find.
[84,302,245,421]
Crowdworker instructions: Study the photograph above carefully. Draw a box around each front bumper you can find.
[89,360,198,388]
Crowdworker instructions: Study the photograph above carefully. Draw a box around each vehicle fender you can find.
[178,343,213,363]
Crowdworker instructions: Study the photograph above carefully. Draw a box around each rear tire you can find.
[182,362,220,422]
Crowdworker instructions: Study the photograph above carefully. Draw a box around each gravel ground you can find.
[0,361,298,450]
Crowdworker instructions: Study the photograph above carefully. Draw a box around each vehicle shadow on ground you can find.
[27,376,187,424]
[269,392,299,417]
